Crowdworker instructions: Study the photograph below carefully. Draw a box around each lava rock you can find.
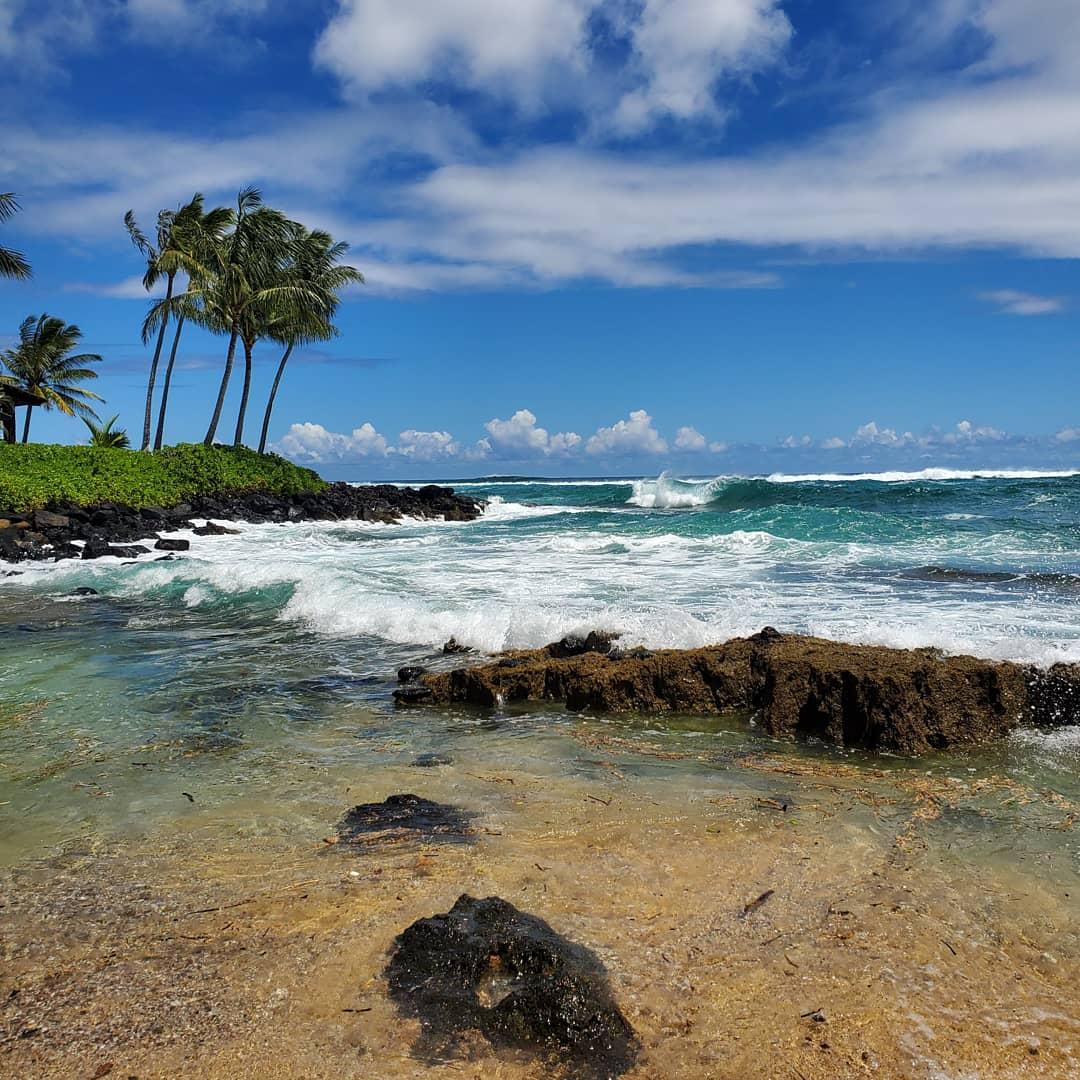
[546,631,621,659]
[386,894,639,1077]
[398,665,428,684]
[419,630,1080,755]
[394,684,434,705]
[71,587,99,596]
[81,539,114,560]
[192,522,241,536]
[336,794,473,847]
[443,637,471,655]
[33,509,70,530]
[154,538,190,551]
[110,544,150,558]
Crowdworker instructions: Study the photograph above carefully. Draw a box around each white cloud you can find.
[978,289,1065,315]
[314,0,593,106]
[484,409,581,457]
[709,440,730,454]
[781,434,812,448]
[1055,427,1080,443]
[397,429,466,461]
[940,418,1007,443]
[821,436,847,450]
[673,425,707,452]
[613,0,791,132]
[851,422,914,448]
[586,409,668,456]
[276,421,390,463]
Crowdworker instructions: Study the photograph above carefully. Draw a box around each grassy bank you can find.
[0,443,327,511]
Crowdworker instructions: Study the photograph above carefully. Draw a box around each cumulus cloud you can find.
[673,425,707,452]
[781,434,812,448]
[484,409,581,457]
[821,436,847,450]
[276,421,390,463]
[585,410,668,456]
[1055,427,1080,443]
[979,289,1065,315]
[940,418,1007,443]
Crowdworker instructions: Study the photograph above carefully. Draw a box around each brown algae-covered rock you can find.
[416,629,1080,755]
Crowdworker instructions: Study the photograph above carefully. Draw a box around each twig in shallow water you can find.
[742,889,776,917]
[586,794,612,806]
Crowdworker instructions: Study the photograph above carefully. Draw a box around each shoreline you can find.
[0,482,482,563]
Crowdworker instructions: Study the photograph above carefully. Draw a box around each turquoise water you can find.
[1,469,1079,867]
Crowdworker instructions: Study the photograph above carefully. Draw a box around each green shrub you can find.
[0,443,328,511]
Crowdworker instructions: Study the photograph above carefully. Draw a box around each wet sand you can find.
[3,733,1078,1080]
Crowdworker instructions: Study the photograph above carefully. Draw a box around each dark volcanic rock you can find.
[546,631,621,659]
[398,665,428,683]
[192,522,241,536]
[336,794,473,847]
[154,538,190,551]
[2,484,482,563]
[443,636,471,655]
[417,631,1080,755]
[386,894,639,1078]
[81,539,114,560]
[71,587,99,597]
[109,544,150,558]
[394,684,434,705]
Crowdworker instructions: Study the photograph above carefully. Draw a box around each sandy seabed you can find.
[2,731,1078,1080]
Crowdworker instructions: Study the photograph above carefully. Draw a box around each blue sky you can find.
[1,0,1079,478]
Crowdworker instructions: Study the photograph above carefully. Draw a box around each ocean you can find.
[2,469,1079,1077]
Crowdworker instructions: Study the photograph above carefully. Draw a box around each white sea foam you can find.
[766,468,1080,483]
[628,472,734,508]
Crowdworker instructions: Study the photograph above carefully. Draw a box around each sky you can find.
[1,0,1079,479]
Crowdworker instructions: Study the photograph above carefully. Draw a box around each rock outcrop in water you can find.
[335,794,474,848]
[405,629,1080,755]
[0,483,481,563]
[386,894,639,1078]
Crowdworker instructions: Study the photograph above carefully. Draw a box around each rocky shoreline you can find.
[0,482,482,563]
[398,628,1080,755]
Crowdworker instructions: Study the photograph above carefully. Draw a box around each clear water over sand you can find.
[1,473,1078,1077]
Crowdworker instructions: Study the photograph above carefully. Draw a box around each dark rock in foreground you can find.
[417,629,1080,755]
[386,894,639,1078]
[0,483,482,564]
[336,794,473,848]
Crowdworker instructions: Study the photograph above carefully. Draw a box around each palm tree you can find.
[257,227,363,454]
[84,414,130,448]
[1,315,102,442]
[0,194,31,280]
[126,195,217,451]
[143,188,303,447]
[151,199,232,450]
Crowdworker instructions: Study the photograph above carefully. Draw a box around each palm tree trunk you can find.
[233,338,255,447]
[21,405,32,444]
[257,343,293,454]
[153,314,185,450]
[205,329,238,446]
[142,273,174,451]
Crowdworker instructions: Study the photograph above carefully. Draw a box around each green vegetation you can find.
[0,442,327,512]
[83,414,131,449]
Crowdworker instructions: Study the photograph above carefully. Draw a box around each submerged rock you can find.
[416,630,1080,755]
[336,794,473,847]
[386,894,639,1078]
[411,752,453,768]
[397,665,428,683]
[70,587,99,597]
